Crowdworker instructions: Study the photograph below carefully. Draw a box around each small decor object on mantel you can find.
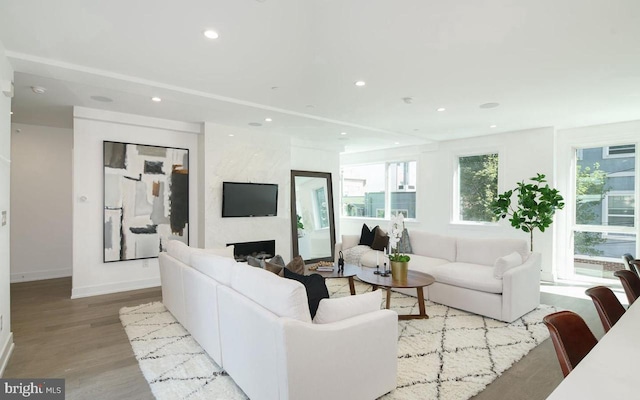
[387,213,411,282]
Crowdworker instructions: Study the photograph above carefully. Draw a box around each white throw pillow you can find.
[493,251,523,279]
[313,290,382,324]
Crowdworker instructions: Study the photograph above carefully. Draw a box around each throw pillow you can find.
[269,254,286,267]
[283,268,329,318]
[246,255,263,268]
[494,251,523,279]
[264,260,285,277]
[358,224,377,246]
[397,228,413,254]
[313,290,382,324]
[286,255,306,275]
[371,227,389,251]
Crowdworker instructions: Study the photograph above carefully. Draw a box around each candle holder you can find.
[374,264,381,275]
[380,262,390,277]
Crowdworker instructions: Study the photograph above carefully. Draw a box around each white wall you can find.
[203,123,292,258]
[10,123,72,282]
[340,128,557,280]
[72,107,201,298]
[0,40,15,376]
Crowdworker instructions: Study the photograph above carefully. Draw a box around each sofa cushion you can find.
[456,237,529,266]
[359,249,386,268]
[409,231,456,261]
[202,245,235,260]
[431,262,503,294]
[313,290,382,324]
[342,235,360,251]
[166,240,192,265]
[405,254,450,276]
[232,263,312,323]
[191,252,238,286]
[359,224,377,246]
[283,269,329,319]
[494,251,523,279]
[371,228,389,251]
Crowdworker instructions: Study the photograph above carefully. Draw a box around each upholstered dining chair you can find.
[614,269,640,305]
[543,311,598,377]
[622,253,638,275]
[585,286,626,333]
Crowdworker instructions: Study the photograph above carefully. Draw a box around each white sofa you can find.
[159,241,398,400]
[335,230,541,323]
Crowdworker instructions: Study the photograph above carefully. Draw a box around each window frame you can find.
[602,144,636,159]
[340,159,418,221]
[452,149,502,225]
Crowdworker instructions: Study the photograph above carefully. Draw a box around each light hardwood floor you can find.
[4,278,607,400]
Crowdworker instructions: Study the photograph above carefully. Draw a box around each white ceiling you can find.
[1,0,640,152]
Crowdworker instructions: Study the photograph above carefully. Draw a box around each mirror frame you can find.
[290,170,336,263]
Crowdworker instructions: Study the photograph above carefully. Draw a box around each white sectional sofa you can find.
[159,241,398,400]
[336,230,541,323]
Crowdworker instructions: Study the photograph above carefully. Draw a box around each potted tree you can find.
[490,173,565,251]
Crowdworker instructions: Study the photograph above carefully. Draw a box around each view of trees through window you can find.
[341,161,416,219]
[574,144,636,279]
[458,153,499,222]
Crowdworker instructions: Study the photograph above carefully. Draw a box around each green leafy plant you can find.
[296,214,304,230]
[490,173,565,251]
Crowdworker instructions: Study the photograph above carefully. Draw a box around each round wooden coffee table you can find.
[305,263,360,295]
[357,269,435,320]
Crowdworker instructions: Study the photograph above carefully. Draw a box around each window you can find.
[603,144,636,158]
[341,161,416,219]
[573,144,636,279]
[314,186,329,228]
[456,153,499,222]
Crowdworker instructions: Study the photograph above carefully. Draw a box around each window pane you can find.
[314,187,329,228]
[608,144,635,156]
[341,164,386,218]
[574,231,636,279]
[389,161,416,218]
[458,154,498,222]
[576,146,635,227]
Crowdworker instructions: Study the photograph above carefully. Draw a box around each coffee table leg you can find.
[386,288,391,309]
[417,287,427,317]
[348,277,356,295]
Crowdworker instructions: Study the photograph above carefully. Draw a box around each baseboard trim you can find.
[0,333,15,377]
[10,268,72,283]
[71,277,161,299]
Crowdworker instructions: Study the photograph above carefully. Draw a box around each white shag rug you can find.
[120,280,557,400]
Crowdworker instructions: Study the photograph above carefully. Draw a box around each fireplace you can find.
[227,240,276,262]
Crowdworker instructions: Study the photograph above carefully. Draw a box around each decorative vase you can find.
[391,261,408,282]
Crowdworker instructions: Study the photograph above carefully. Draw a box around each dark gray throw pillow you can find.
[246,255,263,268]
[269,254,286,267]
[283,268,329,319]
[397,228,413,254]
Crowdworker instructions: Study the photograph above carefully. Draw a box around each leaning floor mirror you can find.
[290,170,336,264]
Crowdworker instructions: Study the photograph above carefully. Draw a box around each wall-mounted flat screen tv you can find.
[222,182,278,217]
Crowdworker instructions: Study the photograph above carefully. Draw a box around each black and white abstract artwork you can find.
[104,141,189,262]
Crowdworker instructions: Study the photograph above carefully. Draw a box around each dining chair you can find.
[621,253,638,275]
[614,269,640,305]
[585,286,626,333]
[543,311,598,377]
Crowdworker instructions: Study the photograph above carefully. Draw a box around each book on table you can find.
[316,266,334,272]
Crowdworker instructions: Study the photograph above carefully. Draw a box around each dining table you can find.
[546,297,640,399]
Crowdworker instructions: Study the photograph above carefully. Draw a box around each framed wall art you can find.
[103,141,189,262]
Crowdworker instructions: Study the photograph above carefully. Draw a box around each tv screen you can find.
[222,182,278,217]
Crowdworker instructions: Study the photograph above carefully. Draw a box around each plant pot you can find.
[391,261,408,282]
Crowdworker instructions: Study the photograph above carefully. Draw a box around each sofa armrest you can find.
[502,252,541,322]
[276,310,398,400]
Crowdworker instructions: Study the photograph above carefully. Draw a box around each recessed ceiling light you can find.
[248,122,262,127]
[305,104,315,108]
[480,102,500,109]
[394,142,400,145]
[436,107,446,112]
[228,134,234,137]
[271,86,279,90]
[490,124,497,128]
[355,81,366,87]
[402,97,413,104]
[203,30,219,39]
[90,95,113,103]
[31,86,46,94]
[151,97,162,102]
[265,117,272,122]
[340,132,347,135]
